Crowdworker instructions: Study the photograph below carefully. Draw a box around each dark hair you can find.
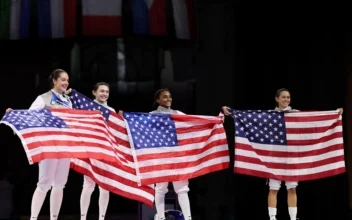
[93,82,110,92]
[153,88,170,108]
[48,69,67,88]
[275,88,290,98]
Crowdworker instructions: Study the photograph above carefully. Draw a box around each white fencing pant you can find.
[269,179,298,190]
[80,176,109,220]
[154,180,191,219]
[30,158,70,219]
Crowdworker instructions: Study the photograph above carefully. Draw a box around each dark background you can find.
[0,1,351,220]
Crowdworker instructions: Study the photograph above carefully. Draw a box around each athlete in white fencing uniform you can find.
[222,88,343,220]
[150,89,191,220]
[6,69,72,220]
[268,88,343,220]
[79,82,116,220]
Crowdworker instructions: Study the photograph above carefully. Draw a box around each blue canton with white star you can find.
[231,109,287,145]
[1,109,68,131]
[69,89,111,121]
[123,112,178,149]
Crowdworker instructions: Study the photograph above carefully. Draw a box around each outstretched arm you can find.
[222,106,231,116]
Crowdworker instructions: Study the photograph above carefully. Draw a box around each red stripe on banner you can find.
[82,16,122,36]
[284,113,340,122]
[50,108,100,115]
[236,143,344,158]
[177,128,225,146]
[172,114,222,124]
[234,167,346,182]
[70,163,154,207]
[140,162,230,185]
[235,155,345,170]
[31,151,112,164]
[286,120,342,134]
[185,0,196,40]
[149,0,167,36]
[23,130,118,147]
[109,121,128,135]
[176,123,216,134]
[286,132,343,146]
[137,139,227,161]
[139,150,229,172]
[63,0,76,37]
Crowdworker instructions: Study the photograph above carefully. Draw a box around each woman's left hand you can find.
[337,108,343,115]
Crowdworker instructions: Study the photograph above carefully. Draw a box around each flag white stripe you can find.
[285,119,340,128]
[235,148,344,164]
[137,145,228,167]
[286,126,342,140]
[71,159,154,200]
[236,136,343,152]
[28,146,118,157]
[140,157,229,179]
[135,134,227,155]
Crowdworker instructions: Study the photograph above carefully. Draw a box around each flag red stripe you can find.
[82,16,122,36]
[23,130,117,146]
[234,167,346,181]
[137,139,227,161]
[149,0,167,36]
[284,114,339,122]
[63,0,76,37]
[286,120,342,133]
[286,132,342,145]
[176,123,217,134]
[236,143,344,158]
[177,127,225,146]
[31,152,111,164]
[139,150,229,172]
[235,155,345,170]
[70,163,154,207]
[140,162,230,185]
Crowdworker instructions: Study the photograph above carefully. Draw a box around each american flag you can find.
[123,111,230,186]
[231,109,345,181]
[0,108,120,164]
[68,89,155,206]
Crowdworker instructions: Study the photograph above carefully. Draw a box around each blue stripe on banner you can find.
[131,0,150,35]
[37,0,51,38]
[19,0,31,38]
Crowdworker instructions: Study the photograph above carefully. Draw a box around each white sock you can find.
[155,193,166,219]
[288,207,297,220]
[50,188,63,220]
[80,187,94,220]
[99,187,109,219]
[268,207,277,219]
[30,187,48,219]
[178,192,191,219]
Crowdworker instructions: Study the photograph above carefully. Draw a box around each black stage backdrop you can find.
[0,2,350,220]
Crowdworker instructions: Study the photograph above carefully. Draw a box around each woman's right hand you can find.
[5,108,12,113]
[118,110,123,116]
[222,106,231,116]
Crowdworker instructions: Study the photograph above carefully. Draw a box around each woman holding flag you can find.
[6,69,72,220]
[222,88,343,220]
[78,82,116,220]
[150,88,192,220]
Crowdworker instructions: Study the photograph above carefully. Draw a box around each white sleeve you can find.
[29,96,45,110]
[176,110,186,115]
